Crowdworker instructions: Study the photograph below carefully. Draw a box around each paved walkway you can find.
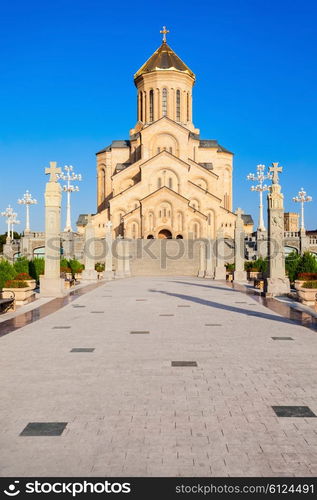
[1,277,317,477]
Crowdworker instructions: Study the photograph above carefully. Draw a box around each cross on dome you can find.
[160,25,169,43]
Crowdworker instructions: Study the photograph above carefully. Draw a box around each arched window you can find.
[168,177,173,189]
[163,208,167,217]
[162,88,167,116]
[149,89,154,122]
[132,223,137,239]
[158,177,162,188]
[193,223,199,239]
[140,91,143,122]
[176,90,181,122]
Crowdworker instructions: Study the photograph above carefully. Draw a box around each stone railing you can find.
[284,231,300,238]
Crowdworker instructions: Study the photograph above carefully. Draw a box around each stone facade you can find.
[79,39,243,240]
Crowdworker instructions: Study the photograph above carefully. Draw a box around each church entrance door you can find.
[158,229,172,239]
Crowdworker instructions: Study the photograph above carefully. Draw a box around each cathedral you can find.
[82,29,244,239]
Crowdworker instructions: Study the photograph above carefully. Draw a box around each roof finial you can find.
[160,25,169,43]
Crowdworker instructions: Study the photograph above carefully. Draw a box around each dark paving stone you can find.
[130,330,150,334]
[205,324,222,326]
[159,314,174,316]
[136,299,147,301]
[272,406,316,418]
[70,348,95,352]
[52,326,71,329]
[272,337,294,340]
[90,311,104,314]
[235,301,247,304]
[177,305,191,307]
[20,422,68,436]
[172,361,198,367]
[72,305,86,308]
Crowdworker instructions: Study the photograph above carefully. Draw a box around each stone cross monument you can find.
[264,163,290,296]
[234,208,247,281]
[82,214,98,280]
[40,162,65,297]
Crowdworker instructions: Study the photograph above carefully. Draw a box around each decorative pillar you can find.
[214,228,226,280]
[233,208,247,281]
[81,214,98,280]
[40,162,65,297]
[104,221,114,280]
[197,241,206,277]
[264,163,290,296]
[114,235,125,278]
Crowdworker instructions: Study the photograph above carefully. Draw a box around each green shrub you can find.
[15,272,32,280]
[4,280,28,288]
[13,256,29,274]
[0,260,16,288]
[29,258,45,282]
[68,259,84,277]
[244,258,267,273]
[225,263,235,272]
[302,281,317,289]
[285,251,301,282]
[95,262,105,272]
[60,258,69,270]
[296,252,317,275]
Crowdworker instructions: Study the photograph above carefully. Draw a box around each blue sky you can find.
[0,0,316,233]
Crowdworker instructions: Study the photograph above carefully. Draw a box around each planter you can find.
[226,272,234,282]
[294,280,305,291]
[26,279,37,290]
[247,271,262,280]
[298,287,317,306]
[254,279,264,290]
[2,287,36,306]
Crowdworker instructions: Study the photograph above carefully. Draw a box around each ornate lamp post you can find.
[56,165,82,232]
[247,164,272,231]
[10,216,20,239]
[1,205,15,241]
[293,188,312,231]
[18,190,37,234]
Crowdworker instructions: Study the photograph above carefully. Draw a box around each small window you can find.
[140,91,143,122]
[158,178,162,188]
[169,147,173,153]
[157,147,160,154]
[163,208,167,217]
[176,90,181,121]
[168,177,173,189]
[187,92,190,121]
[162,88,167,116]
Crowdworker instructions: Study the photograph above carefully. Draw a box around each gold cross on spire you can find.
[160,25,169,43]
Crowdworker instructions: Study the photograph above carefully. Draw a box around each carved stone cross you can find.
[235,207,244,219]
[45,161,61,183]
[269,162,283,184]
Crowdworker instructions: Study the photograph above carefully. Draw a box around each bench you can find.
[0,291,15,314]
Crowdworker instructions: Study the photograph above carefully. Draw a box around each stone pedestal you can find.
[234,208,247,282]
[81,215,98,281]
[198,242,206,277]
[114,237,126,278]
[40,162,66,298]
[214,230,226,280]
[264,163,290,297]
[123,239,131,277]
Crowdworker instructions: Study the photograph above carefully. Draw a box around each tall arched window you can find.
[176,90,181,122]
[168,177,173,189]
[162,88,167,116]
[140,91,143,122]
[149,89,154,122]
[157,177,162,189]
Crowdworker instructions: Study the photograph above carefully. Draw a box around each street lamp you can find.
[10,216,20,240]
[1,205,15,241]
[57,165,82,232]
[247,164,272,231]
[293,188,312,231]
[18,190,37,234]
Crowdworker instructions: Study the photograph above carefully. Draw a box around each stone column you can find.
[214,228,226,280]
[40,162,65,297]
[205,239,214,279]
[104,221,114,280]
[197,241,206,277]
[264,163,290,296]
[300,228,310,254]
[81,214,98,280]
[114,235,125,278]
[233,208,247,281]
[123,239,131,277]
